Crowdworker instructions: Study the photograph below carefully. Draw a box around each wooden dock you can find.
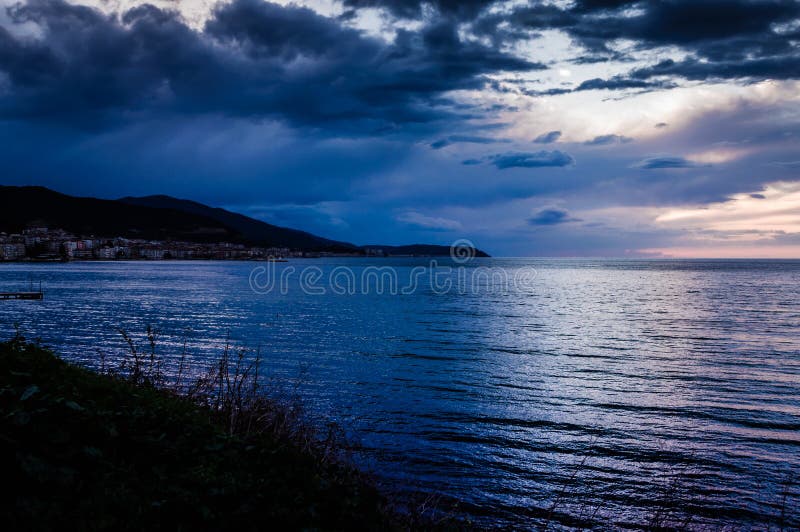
[0,292,43,300]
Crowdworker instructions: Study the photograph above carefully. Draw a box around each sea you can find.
[1,258,798,529]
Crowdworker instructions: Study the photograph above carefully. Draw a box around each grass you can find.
[0,332,411,531]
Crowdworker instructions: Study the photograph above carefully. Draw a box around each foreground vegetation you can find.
[0,333,413,530]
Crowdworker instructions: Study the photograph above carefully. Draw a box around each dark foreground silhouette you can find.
[0,336,417,531]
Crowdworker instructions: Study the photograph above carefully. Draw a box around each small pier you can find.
[0,291,43,300]
[1,280,44,300]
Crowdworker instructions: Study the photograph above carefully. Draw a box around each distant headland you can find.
[0,186,489,261]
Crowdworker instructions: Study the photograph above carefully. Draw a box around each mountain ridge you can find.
[118,194,355,251]
[0,186,489,257]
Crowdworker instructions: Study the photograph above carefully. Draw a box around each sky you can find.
[0,0,799,257]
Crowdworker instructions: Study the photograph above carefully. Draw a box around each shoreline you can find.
[0,254,472,264]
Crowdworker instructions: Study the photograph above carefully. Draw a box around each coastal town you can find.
[0,227,361,261]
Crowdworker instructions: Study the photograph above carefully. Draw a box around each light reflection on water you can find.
[1,258,799,528]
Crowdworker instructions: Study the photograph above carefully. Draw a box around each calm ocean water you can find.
[1,258,799,529]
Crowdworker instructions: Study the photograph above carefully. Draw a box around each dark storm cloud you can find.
[575,77,677,92]
[571,0,638,12]
[635,156,705,169]
[476,0,800,85]
[526,77,677,96]
[527,207,581,226]
[341,0,495,20]
[489,151,575,169]
[606,0,799,48]
[430,135,508,149]
[584,134,633,146]
[533,130,562,144]
[461,151,575,169]
[628,55,800,82]
[0,0,541,132]
[4,0,792,134]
